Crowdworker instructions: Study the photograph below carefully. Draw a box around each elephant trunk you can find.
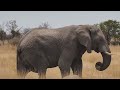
[95,52,111,71]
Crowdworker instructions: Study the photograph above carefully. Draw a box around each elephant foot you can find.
[38,69,47,79]
[73,72,82,78]
[17,71,29,79]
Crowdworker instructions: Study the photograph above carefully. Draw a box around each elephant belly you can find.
[47,55,60,68]
[44,49,60,68]
[38,39,62,68]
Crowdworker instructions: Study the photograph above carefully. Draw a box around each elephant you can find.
[17,25,111,79]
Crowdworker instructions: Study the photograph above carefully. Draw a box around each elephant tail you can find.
[17,47,21,63]
[16,47,22,75]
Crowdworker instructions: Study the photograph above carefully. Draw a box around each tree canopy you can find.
[96,20,120,45]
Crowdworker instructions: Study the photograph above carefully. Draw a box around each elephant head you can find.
[76,25,111,71]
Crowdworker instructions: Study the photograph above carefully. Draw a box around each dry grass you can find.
[0,44,120,79]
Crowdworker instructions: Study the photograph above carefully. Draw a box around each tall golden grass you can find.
[0,44,120,79]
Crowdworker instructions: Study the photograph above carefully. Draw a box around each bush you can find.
[9,37,20,46]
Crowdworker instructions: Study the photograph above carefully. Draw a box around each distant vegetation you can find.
[0,20,50,46]
[0,19,120,46]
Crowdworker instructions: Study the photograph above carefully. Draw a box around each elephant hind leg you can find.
[17,61,30,79]
[17,69,29,79]
[29,53,48,79]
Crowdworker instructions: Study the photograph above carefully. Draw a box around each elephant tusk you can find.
[105,52,120,56]
[104,52,114,55]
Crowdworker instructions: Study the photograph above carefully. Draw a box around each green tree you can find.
[96,20,120,45]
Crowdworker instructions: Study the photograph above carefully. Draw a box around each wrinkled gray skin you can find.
[17,25,111,79]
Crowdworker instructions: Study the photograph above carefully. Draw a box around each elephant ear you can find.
[76,28,92,53]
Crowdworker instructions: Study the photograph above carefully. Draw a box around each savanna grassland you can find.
[0,44,120,79]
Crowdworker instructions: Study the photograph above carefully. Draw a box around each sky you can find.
[0,11,120,29]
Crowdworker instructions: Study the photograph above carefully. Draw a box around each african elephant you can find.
[17,25,111,79]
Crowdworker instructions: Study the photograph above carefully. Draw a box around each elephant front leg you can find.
[71,58,82,78]
[58,57,72,78]
[58,45,77,78]
[38,69,47,79]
